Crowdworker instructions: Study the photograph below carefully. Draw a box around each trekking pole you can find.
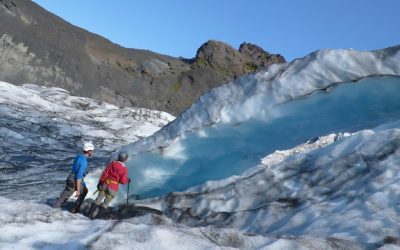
[126,183,130,205]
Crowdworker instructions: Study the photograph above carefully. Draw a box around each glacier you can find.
[1,45,400,249]
[161,120,400,240]
[120,46,400,199]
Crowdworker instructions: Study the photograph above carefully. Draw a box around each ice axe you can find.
[126,181,130,205]
[126,181,139,204]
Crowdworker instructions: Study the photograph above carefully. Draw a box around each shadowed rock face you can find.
[0,0,285,115]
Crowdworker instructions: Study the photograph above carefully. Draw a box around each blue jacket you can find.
[71,154,88,186]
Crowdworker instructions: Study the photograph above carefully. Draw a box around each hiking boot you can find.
[87,203,99,219]
[97,206,108,219]
[70,207,80,213]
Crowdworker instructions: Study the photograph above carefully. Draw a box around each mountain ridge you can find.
[0,0,285,115]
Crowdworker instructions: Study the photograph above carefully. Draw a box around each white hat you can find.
[83,142,94,151]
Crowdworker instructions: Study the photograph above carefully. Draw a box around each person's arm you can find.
[75,179,82,197]
[75,158,87,180]
[119,168,130,185]
[74,157,87,196]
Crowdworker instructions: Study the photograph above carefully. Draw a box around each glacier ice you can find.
[159,119,400,243]
[121,46,400,199]
[0,195,387,249]
[0,82,174,200]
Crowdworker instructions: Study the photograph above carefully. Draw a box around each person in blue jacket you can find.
[53,142,94,213]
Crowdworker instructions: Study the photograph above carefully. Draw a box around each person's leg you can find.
[101,187,117,209]
[94,186,106,205]
[97,187,117,218]
[52,188,74,208]
[88,187,106,218]
[52,174,75,208]
[70,185,88,213]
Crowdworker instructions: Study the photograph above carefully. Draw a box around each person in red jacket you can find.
[88,151,130,219]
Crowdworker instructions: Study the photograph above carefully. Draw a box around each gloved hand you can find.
[128,178,131,183]
[97,181,102,190]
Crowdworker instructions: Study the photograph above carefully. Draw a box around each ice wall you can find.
[126,76,400,198]
[160,119,400,242]
[122,47,400,200]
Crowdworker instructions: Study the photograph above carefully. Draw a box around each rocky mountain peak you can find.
[239,42,286,67]
[194,40,286,78]
[195,40,242,68]
[239,42,270,57]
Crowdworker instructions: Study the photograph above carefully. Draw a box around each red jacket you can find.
[100,161,129,191]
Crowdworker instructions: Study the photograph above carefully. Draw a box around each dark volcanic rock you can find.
[239,42,286,67]
[196,40,245,73]
[196,40,286,78]
[0,0,286,115]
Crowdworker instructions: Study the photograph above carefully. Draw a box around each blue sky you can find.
[33,0,400,61]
